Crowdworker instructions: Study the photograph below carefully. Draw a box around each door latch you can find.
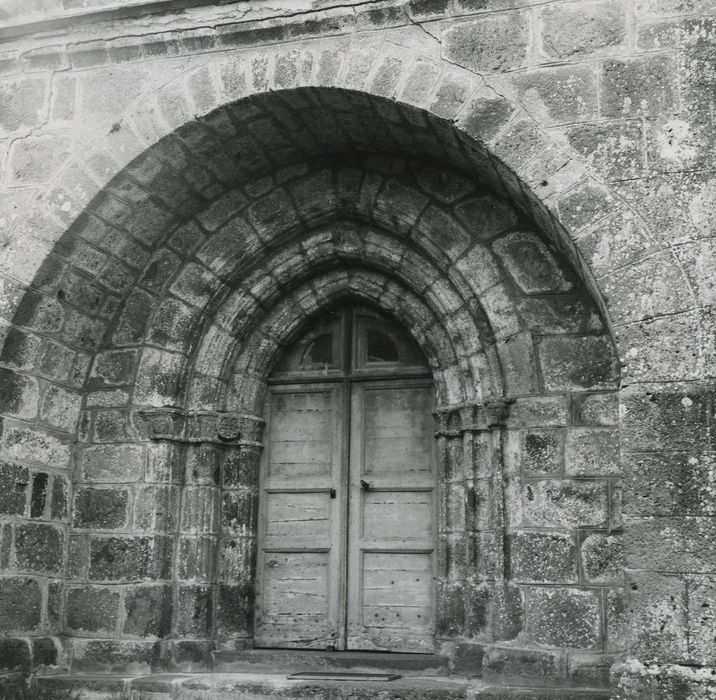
[360,480,371,491]
[329,488,336,499]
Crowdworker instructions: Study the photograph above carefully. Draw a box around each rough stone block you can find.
[566,119,644,180]
[458,93,516,143]
[623,451,716,518]
[89,535,160,581]
[221,490,256,536]
[133,484,179,532]
[0,77,47,133]
[148,298,201,353]
[0,638,31,671]
[527,586,601,648]
[145,442,183,484]
[112,289,155,346]
[620,383,715,452]
[573,392,619,426]
[626,517,716,573]
[38,383,81,432]
[222,446,260,488]
[581,533,623,584]
[510,531,577,583]
[73,487,128,529]
[30,472,48,517]
[522,429,564,475]
[89,349,138,387]
[523,479,608,528]
[93,409,135,442]
[0,462,28,515]
[0,367,38,419]
[73,639,154,673]
[0,577,41,632]
[217,585,254,635]
[247,189,301,242]
[565,427,620,476]
[15,523,63,574]
[123,584,173,637]
[508,396,569,428]
[66,586,120,633]
[79,443,143,482]
[176,585,213,637]
[539,0,626,59]
[32,637,59,666]
[482,645,562,685]
[627,570,688,664]
[443,13,529,74]
[492,117,551,172]
[601,54,679,118]
[134,349,187,407]
[51,474,68,519]
[538,335,618,391]
[511,65,598,125]
[178,536,216,581]
[493,231,572,294]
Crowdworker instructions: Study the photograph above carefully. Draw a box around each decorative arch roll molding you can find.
[0,85,622,684]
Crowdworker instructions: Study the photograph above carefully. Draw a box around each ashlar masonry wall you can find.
[0,1,713,698]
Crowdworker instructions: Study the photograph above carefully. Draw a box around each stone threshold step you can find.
[213,648,450,675]
[36,672,468,699]
[35,674,611,700]
[471,686,611,700]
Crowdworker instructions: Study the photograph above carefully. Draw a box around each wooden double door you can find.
[254,307,436,653]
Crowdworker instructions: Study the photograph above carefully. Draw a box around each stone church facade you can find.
[0,1,713,698]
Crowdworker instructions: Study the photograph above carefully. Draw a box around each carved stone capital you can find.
[135,408,265,445]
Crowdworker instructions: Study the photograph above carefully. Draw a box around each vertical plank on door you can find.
[254,384,346,649]
[346,380,436,653]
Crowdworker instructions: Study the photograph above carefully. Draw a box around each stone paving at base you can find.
[35,672,611,699]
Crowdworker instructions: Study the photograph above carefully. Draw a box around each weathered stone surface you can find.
[1,420,71,468]
[601,54,679,117]
[89,535,166,581]
[482,646,562,685]
[510,531,577,583]
[176,585,213,637]
[527,587,601,649]
[581,533,623,584]
[565,427,620,476]
[73,487,128,529]
[523,480,608,528]
[0,578,41,631]
[123,584,173,637]
[0,462,28,515]
[0,638,31,671]
[511,65,598,125]
[539,0,626,59]
[623,451,716,518]
[0,367,38,418]
[538,335,619,391]
[493,231,572,294]
[443,14,529,74]
[66,586,120,633]
[15,523,63,574]
[522,429,563,475]
[0,77,48,133]
[79,443,143,482]
[626,517,716,573]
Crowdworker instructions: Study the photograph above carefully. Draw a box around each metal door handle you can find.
[360,480,371,491]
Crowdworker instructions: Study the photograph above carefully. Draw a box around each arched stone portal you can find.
[1,86,623,690]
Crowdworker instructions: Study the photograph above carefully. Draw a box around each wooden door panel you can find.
[347,381,436,653]
[264,491,332,545]
[255,384,345,650]
[362,490,433,540]
[267,389,336,479]
[363,387,434,474]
